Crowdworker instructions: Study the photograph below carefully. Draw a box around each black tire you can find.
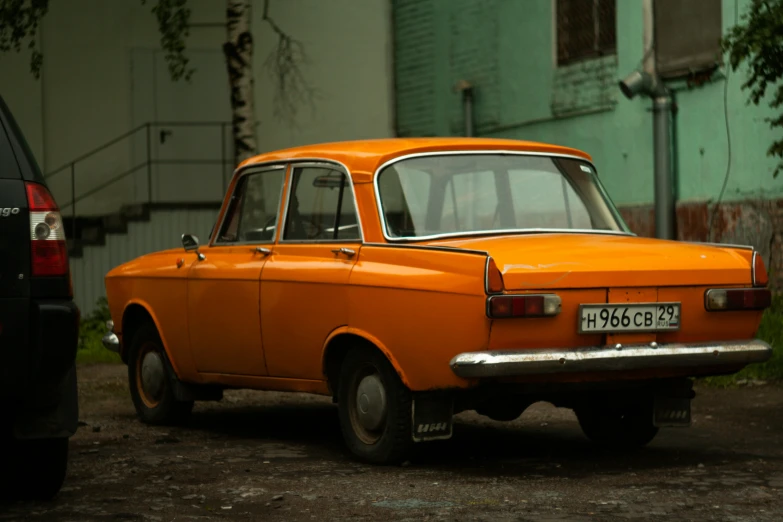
[575,401,659,449]
[337,348,414,464]
[128,321,193,425]
[0,436,68,501]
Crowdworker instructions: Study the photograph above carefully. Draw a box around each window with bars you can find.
[556,0,616,66]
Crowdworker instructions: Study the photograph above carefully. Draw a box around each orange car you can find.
[102,138,772,463]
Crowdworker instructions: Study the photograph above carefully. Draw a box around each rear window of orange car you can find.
[376,153,629,239]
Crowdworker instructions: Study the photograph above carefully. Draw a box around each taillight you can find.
[485,257,504,294]
[705,288,771,311]
[487,294,562,318]
[752,251,768,287]
[25,182,69,277]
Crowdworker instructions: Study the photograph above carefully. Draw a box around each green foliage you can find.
[141,0,194,82]
[0,0,49,78]
[722,0,783,178]
[0,0,192,82]
[77,297,121,365]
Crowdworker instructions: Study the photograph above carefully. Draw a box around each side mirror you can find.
[181,233,206,261]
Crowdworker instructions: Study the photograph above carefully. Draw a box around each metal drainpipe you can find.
[457,81,474,137]
[652,86,675,240]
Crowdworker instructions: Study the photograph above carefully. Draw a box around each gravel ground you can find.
[2,363,783,521]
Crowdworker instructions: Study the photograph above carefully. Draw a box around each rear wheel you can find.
[0,436,68,501]
[128,322,193,425]
[575,400,658,449]
[337,348,413,464]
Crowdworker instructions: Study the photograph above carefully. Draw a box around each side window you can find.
[283,166,361,241]
[216,167,286,243]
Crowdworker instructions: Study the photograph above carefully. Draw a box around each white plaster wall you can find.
[1,0,393,215]
[253,0,395,152]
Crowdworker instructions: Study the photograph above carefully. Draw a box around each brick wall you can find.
[619,200,781,289]
[551,55,618,115]
[393,0,438,136]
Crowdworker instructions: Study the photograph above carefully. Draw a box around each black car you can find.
[0,94,79,500]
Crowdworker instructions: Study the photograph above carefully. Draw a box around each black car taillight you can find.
[25,181,69,277]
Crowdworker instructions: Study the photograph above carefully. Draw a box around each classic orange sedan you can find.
[103,138,772,463]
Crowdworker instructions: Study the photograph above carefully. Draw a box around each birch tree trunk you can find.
[223,0,257,167]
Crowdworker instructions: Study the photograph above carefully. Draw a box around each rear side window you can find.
[0,116,20,180]
[0,95,44,183]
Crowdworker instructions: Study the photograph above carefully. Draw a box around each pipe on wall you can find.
[456,80,474,137]
[653,92,675,240]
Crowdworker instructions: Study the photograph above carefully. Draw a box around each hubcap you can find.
[140,350,165,404]
[355,374,387,431]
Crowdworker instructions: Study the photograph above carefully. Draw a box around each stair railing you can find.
[44,121,233,240]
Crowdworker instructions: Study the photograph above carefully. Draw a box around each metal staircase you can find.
[45,122,233,313]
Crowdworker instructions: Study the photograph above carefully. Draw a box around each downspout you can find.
[652,85,675,240]
[618,0,676,240]
[456,80,474,137]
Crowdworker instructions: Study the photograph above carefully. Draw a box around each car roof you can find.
[238,137,593,183]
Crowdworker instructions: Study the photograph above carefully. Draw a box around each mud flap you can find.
[411,395,453,442]
[653,396,692,427]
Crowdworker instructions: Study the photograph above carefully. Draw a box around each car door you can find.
[187,164,287,376]
[261,163,362,380]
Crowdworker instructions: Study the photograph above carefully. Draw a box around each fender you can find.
[122,298,186,379]
[322,326,413,389]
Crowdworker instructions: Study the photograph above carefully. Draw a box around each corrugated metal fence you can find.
[70,207,220,315]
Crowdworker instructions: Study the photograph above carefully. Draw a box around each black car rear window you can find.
[0,113,20,180]
[0,95,44,183]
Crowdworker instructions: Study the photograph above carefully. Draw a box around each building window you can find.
[556,0,616,66]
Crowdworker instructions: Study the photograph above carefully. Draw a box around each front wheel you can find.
[575,400,659,449]
[337,348,414,464]
[128,322,193,425]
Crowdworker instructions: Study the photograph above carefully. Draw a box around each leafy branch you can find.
[0,0,49,78]
[723,0,783,177]
[261,0,318,124]
[141,0,194,81]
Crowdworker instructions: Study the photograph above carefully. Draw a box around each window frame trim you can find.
[372,150,634,243]
[553,0,617,68]
[211,163,289,247]
[279,160,365,245]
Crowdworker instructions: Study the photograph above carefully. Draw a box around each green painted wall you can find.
[393,0,782,207]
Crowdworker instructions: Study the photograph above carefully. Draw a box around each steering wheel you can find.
[299,219,323,239]
[277,215,325,240]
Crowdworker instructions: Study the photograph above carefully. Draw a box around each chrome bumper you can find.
[449,340,772,378]
[101,320,120,354]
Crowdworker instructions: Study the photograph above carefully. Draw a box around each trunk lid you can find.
[432,233,752,289]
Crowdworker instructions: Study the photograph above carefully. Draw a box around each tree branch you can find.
[141,0,194,82]
[0,0,49,78]
[261,0,317,125]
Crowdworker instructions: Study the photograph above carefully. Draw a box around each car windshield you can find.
[376,153,629,239]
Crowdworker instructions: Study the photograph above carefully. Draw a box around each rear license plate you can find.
[653,397,692,427]
[578,303,681,333]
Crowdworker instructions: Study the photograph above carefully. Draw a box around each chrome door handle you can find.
[331,247,356,257]
[255,247,272,255]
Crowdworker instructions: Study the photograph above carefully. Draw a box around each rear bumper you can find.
[449,340,772,378]
[1,298,80,438]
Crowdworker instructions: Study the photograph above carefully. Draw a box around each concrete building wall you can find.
[0,0,394,216]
